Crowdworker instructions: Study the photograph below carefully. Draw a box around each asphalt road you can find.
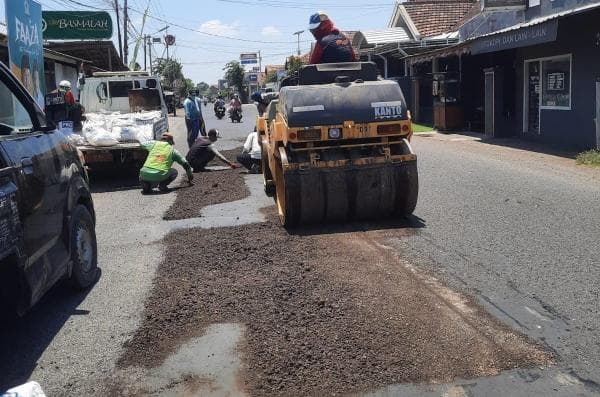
[402,133,600,388]
[1,103,600,395]
[0,103,253,395]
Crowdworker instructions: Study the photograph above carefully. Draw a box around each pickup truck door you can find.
[0,164,23,263]
[0,63,68,288]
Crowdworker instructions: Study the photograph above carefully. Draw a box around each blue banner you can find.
[6,0,45,108]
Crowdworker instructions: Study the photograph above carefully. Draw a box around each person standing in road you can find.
[139,133,193,193]
[193,91,207,137]
[186,129,239,172]
[183,90,202,148]
[237,130,261,173]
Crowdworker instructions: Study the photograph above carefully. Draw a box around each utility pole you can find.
[114,0,123,62]
[143,35,147,71]
[123,0,128,65]
[258,50,262,71]
[293,30,304,56]
[148,37,153,75]
[165,27,169,61]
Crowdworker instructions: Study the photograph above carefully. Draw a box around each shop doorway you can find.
[524,60,541,134]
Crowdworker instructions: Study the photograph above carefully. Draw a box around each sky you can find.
[0,0,397,84]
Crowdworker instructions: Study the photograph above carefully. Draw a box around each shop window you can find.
[541,55,571,109]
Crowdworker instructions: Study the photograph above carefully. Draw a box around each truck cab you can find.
[80,71,168,116]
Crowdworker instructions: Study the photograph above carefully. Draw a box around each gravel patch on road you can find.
[117,211,552,396]
[163,148,249,220]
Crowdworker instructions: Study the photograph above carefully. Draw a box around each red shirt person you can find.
[308,11,357,64]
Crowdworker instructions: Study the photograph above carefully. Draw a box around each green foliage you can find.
[265,70,278,84]
[223,61,246,100]
[576,150,600,166]
[207,85,219,97]
[154,58,183,89]
[286,56,304,76]
[154,58,191,98]
[196,81,210,96]
[412,122,434,133]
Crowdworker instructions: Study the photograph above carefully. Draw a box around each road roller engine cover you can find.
[261,62,419,226]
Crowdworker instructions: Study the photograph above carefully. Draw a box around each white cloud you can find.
[198,20,240,37]
[261,25,281,37]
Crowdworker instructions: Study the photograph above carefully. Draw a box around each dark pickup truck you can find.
[0,62,98,315]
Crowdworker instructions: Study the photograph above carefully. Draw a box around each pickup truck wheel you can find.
[68,204,98,289]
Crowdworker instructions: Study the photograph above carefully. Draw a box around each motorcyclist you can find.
[308,11,357,64]
[214,95,225,113]
[229,94,242,111]
[228,94,242,119]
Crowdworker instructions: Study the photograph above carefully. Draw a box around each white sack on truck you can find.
[79,111,162,146]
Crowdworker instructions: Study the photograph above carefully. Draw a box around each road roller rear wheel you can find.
[262,143,275,197]
[274,158,287,225]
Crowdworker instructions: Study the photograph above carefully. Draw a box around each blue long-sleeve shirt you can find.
[183,96,203,120]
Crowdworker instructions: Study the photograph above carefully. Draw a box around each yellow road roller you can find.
[258,62,418,226]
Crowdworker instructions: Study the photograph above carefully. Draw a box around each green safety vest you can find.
[143,141,174,172]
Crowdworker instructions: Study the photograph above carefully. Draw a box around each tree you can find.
[154,58,183,90]
[223,61,246,101]
[286,56,304,76]
[154,58,192,97]
[196,81,210,96]
[265,70,278,84]
[208,85,219,97]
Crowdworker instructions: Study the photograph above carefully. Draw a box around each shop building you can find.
[406,0,600,150]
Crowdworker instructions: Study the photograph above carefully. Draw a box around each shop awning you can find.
[353,28,411,49]
[409,1,600,63]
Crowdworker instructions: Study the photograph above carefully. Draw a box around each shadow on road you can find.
[479,136,578,159]
[88,169,141,194]
[286,214,426,236]
[0,270,101,392]
[430,131,578,159]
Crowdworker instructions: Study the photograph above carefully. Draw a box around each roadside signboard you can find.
[249,74,258,82]
[42,11,113,40]
[5,0,45,109]
[165,34,175,46]
[240,53,258,65]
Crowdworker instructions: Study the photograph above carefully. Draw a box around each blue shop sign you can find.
[470,19,558,55]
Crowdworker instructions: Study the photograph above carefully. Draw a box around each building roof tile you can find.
[403,0,477,38]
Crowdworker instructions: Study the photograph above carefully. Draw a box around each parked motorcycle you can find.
[215,105,226,119]
[230,108,243,123]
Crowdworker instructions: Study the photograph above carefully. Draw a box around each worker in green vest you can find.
[139,133,193,194]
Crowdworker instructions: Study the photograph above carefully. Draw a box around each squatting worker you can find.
[183,90,204,148]
[139,133,193,193]
[186,129,240,172]
[308,11,357,64]
[237,130,261,174]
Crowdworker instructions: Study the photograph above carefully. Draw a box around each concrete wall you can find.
[514,10,600,150]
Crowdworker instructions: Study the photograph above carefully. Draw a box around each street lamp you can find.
[293,30,304,56]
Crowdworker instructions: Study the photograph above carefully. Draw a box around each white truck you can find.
[69,71,170,170]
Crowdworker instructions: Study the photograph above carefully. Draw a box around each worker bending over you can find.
[139,133,193,194]
[186,129,239,172]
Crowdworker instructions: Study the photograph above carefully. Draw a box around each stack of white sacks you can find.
[67,110,162,146]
